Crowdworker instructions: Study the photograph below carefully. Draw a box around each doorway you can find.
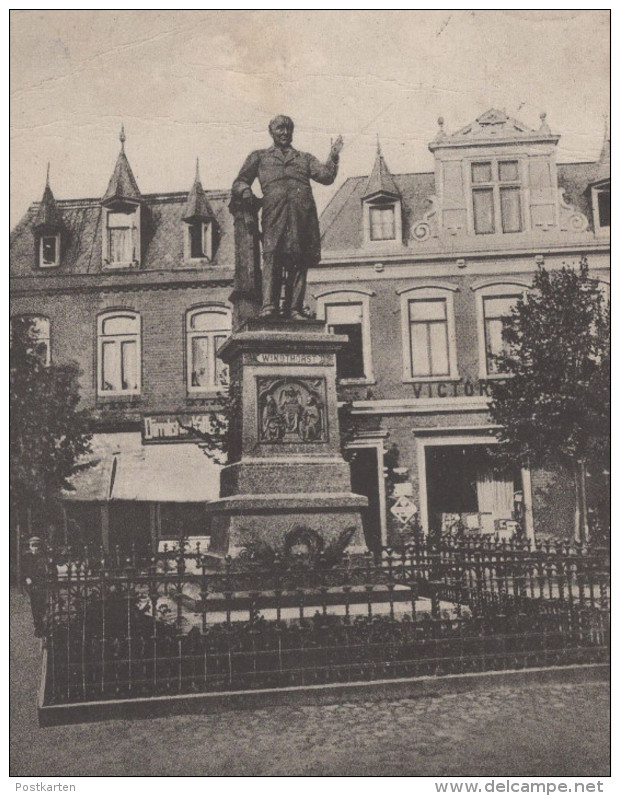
[349,447,382,553]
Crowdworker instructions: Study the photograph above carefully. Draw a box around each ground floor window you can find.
[425,444,522,536]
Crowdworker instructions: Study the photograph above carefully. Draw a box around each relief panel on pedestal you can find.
[257,377,327,444]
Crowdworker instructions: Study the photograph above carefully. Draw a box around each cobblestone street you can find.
[10,590,609,777]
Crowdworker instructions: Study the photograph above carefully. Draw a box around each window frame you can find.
[184,220,214,261]
[592,185,610,235]
[38,233,61,268]
[362,197,402,246]
[472,280,530,380]
[398,284,459,383]
[315,289,376,385]
[469,158,524,236]
[97,310,141,396]
[185,306,231,394]
[102,203,141,269]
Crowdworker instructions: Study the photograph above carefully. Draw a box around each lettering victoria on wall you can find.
[410,379,492,399]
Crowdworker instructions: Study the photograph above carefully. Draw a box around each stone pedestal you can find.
[206,318,367,556]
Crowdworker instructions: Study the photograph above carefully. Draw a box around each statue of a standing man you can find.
[232,116,344,320]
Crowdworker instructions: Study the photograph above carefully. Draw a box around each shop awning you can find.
[63,433,221,503]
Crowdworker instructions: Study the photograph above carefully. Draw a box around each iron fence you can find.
[36,534,609,707]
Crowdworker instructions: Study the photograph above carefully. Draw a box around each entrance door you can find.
[349,447,382,553]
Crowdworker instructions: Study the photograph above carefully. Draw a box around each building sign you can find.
[390,496,417,525]
[410,378,492,399]
[254,352,324,366]
[143,413,218,443]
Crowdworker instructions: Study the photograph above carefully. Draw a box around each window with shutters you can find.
[186,307,231,392]
[97,311,141,395]
[316,291,375,383]
[471,160,523,235]
[398,285,458,382]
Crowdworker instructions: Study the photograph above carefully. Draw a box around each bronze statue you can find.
[232,115,343,320]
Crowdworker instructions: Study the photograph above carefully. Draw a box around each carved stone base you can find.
[208,318,369,557]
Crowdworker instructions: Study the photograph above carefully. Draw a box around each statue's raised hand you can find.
[331,135,344,159]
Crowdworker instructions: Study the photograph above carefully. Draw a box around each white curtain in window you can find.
[476,466,514,518]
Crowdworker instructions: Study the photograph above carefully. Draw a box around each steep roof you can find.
[33,180,63,231]
[10,189,234,277]
[102,128,142,204]
[320,162,597,252]
[362,146,401,200]
[183,160,215,221]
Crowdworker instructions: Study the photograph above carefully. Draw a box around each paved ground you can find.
[11,589,610,777]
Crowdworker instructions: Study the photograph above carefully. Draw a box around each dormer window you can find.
[592,186,610,234]
[369,204,396,241]
[471,159,522,234]
[103,204,140,268]
[186,220,214,261]
[39,234,60,268]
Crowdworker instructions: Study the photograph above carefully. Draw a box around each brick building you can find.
[10,110,610,553]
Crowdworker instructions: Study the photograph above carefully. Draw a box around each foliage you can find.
[10,317,92,511]
[238,524,357,568]
[489,258,610,471]
[175,392,230,464]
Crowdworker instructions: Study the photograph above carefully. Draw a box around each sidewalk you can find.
[10,589,610,777]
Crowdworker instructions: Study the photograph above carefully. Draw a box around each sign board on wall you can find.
[143,414,219,444]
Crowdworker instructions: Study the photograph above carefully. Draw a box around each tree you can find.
[488,258,610,542]
[10,317,92,544]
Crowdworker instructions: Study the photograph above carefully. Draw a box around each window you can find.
[369,206,396,241]
[39,234,60,268]
[398,285,458,382]
[472,281,529,379]
[471,160,522,234]
[316,290,375,383]
[483,295,521,375]
[98,312,140,395]
[186,307,231,392]
[11,315,50,365]
[598,191,610,228]
[103,206,139,267]
[187,221,213,260]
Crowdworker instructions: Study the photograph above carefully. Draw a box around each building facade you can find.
[10,110,610,553]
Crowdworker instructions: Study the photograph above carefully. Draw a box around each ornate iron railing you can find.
[38,536,609,707]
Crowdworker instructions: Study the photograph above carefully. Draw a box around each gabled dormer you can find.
[427,109,587,239]
[101,126,143,269]
[182,159,217,262]
[361,141,403,246]
[33,165,63,268]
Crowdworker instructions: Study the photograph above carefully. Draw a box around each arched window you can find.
[186,307,231,392]
[11,315,51,365]
[97,311,140,394]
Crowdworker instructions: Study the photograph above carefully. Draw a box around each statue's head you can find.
[269,115,294,148]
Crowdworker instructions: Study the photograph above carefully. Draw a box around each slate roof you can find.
[10,189,234,276]
[320,162,599,252]
[183,162,216,221]
[102,142,142,204]
[362,149,401,200]
[33,182,64,231]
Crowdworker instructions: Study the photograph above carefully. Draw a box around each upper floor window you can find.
[316,290,375,383]
[186,307,231,392]
[11,315,50,365]
[185,221,214,261]
[592,186,610,234]
[369,206,396,241]
[471,160,522,234]
[98,311,140,394]
[398,285,458,382]
[102,205,140,268]
[39,234,60,268]
[472,281,529,379]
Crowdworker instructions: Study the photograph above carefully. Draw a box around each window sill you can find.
[337,378,376,387]
[186,392,228,405]
[102,261,139,271]
[97,394,141,405]
[480,372,514,381]
[403,375,460,384]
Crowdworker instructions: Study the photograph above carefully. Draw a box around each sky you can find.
[10,10,610,227]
